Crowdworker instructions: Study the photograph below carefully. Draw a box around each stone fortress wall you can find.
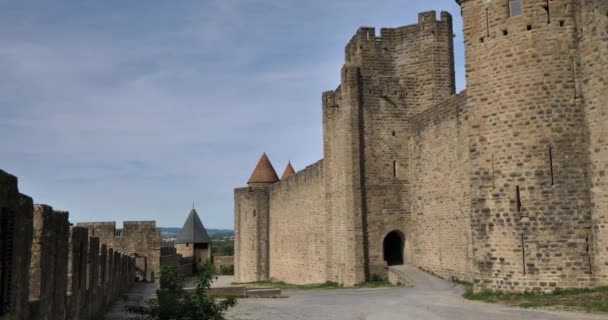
[235,0,608,293]
[268,161,326,284]
[1,169,139,320]
[77,221,161,282]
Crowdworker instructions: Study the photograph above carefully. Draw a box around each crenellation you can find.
[235,3,607,293]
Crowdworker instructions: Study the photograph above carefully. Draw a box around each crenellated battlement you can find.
[344,11,453,62]
[235,5,607,293]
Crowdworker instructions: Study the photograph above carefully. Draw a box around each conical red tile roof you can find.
[281,161,296,180]
[247,153,279,184]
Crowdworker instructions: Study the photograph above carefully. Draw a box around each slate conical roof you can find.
[247,153,279,184]
[281,161,296,180]
[175,208,211,244]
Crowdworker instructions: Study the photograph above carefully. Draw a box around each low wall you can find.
[27,204,136,320]
[213,256,234,274]
[0,169,139,320]
[77,221,161,282]
[160,254,193,276]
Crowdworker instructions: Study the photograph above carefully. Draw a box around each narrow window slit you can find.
[491,154,495,189]
[392,131,396,137]
[527,25,532,31]
[503,30,509,36]
[559,20,565,27]
[521,234,526,275]
[587,234,593,275]
[549,147,554,185]
[516,186,522,213]
[393,161,398,178]
[485,8,490,37]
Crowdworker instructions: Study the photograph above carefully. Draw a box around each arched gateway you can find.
[383,230,405,266]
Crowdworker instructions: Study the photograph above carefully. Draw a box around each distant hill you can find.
[159,227,233,238]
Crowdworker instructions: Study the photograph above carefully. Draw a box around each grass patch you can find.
[356,274,393,288]
[462,284,608,314]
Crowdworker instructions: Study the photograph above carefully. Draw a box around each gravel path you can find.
[227,266,608,320]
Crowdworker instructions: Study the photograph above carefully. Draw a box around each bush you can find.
[219,265,234,275]
[125,265,236,320]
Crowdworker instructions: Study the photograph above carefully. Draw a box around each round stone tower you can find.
[457,0,593,292]
[233,153,278,282]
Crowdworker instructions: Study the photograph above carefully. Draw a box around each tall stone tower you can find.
[322,11,457,284]
[458,0,594,291]
[234,153,278,282]
[576,0,608,285]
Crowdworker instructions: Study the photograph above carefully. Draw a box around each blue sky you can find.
[0,0,464,229]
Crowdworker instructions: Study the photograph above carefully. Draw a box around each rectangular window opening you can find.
[509,0,523,17]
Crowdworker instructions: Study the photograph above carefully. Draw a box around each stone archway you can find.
[383,230,405,266]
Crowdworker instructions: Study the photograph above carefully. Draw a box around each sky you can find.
[0,0,465,229]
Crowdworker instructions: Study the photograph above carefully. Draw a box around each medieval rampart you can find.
[0,169,136,320]
[268,160,326,284]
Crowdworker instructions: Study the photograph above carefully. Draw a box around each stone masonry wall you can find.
[77,221,161,282]
[460,0,594,292]
[322,70,367,286]
[408,92,474,282]
[339,11,456,277]
[0,170,33,320]
[1,169,136,320]
[28,205,69,320]
[577,0,608,285]
[268,161,327,284]
[234,5,607,293]
[234,185,271,282]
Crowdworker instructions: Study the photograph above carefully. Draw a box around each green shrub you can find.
[125,265,237,320]
[219,265,234,275]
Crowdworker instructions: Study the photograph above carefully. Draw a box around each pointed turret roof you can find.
[281,161,296,180]
[247,153,279,184]
[175,208,211,244]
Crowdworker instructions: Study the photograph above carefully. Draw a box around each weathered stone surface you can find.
[77,221,161,282]
[235,2,608,293]
[1,169,138,320]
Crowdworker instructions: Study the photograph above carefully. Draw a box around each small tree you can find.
[125,265,236,320]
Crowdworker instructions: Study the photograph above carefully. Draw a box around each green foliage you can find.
[369,274,384,282]
[125,266,237,320]
[211,240,234,256]
[219,265,234,275]
[462,284,608,314]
